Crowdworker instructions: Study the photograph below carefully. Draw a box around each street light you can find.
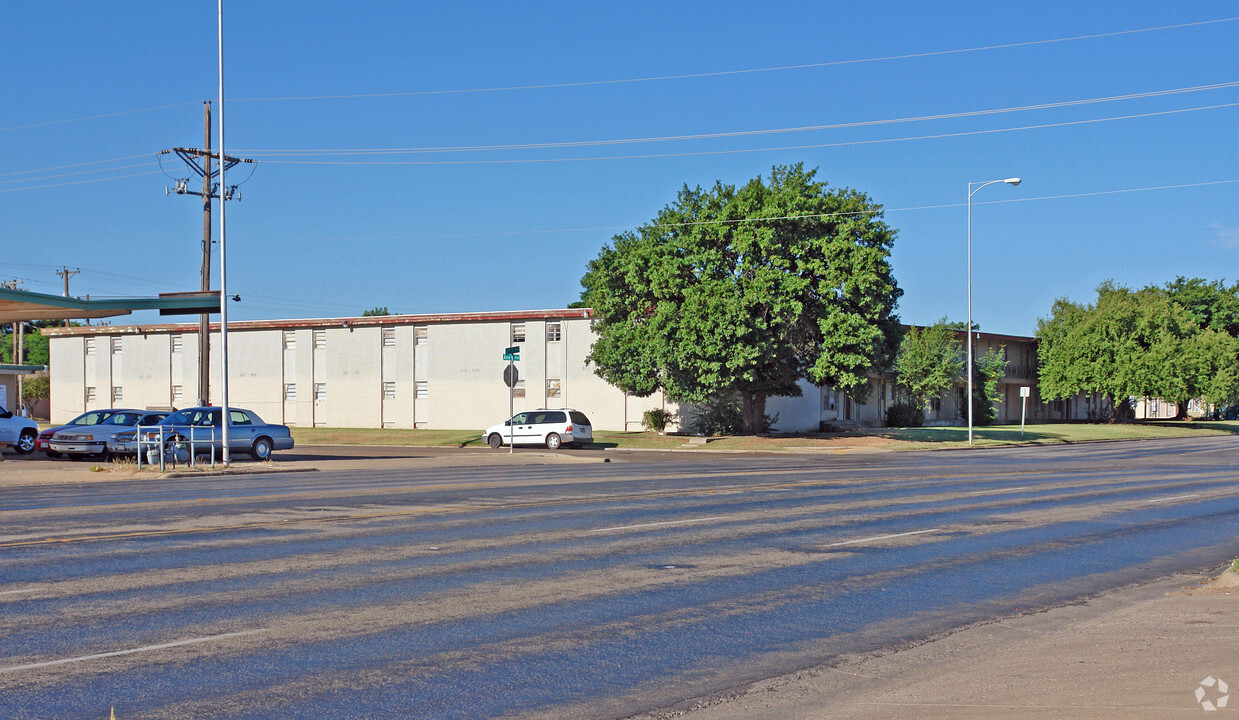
[967,177,1021,446]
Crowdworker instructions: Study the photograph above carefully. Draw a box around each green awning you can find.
[0,288,220,323]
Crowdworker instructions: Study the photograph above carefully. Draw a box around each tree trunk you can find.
[1109,395,1135,423]
[1171,400,1189,421]
[740,391,768,435]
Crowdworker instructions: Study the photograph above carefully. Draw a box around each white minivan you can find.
[0,404,39,454]
[483,409,593,450]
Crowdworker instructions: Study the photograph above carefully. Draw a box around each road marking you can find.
[591,516,726,533]
[0,588,37,597]
[1146,494,1201,503]
[825,528,942,547]
[0,630,265,674]
[968,486,1030,495]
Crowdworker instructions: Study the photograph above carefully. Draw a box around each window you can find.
[172,385,184,403]
[111,337,123,355]
[383,381,397,399]
[111,386,123,403]
[381,327,396,347]
[546,378,562,398]
[282,331,296,350]
[414,326,428,345]
[85,386,96,402]
[314,383,327,400]
[284,383,297,400]
[511,323,526,344]
[313,330,327,349]
[415,381,429,399]
[85,338,96,356]
[822,387,837,412]
[546,322,562,342]
[513,379,525,398]
[171,335,183,353]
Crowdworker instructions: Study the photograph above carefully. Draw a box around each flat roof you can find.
[41,309,1038,343]
[42,307,594,336]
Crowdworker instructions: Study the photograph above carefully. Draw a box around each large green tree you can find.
[1036,281,1239,421]
[895,318,963,410]
[580,164,903,433]
[1150,277,1239,417]
[0,322,49,366]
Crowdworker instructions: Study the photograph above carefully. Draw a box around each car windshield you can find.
[69,411,116,426]
[163,409,216,425]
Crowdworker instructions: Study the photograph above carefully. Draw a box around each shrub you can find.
[886,401,925,427]
[641,408,675,433]
[685,394,745,436]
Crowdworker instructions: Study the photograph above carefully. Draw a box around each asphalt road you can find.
[2,437,1238,719]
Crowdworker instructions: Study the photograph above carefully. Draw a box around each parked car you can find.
[49,410,169,460]
[137,406,294,460]
[35,409,125,457]
[483,408,593,450]
[0,404,39,454]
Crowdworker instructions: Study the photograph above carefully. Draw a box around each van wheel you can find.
[545,433,562,450]
[487,433,504,450]
[15,429,36,454]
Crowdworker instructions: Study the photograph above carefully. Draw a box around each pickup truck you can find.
[0,404,38,454]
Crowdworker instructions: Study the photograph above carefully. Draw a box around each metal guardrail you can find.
[134,424,217,472]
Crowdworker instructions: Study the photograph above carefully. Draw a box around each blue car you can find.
[137,406,294,460]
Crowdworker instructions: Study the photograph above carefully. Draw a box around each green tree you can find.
[1151,277,1239,417]
[21,373,49,416]
[1154,277,1239,337]
[972,346,1009,425]
[0,323,49,366]
[1036,282,1237,422]
[580,163,903,433]
[895,318,963,411]
[363,306,393,316]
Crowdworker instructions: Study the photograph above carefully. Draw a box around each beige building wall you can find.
[45,314,1117,432]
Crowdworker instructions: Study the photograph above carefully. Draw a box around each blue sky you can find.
[3,2,1237,336]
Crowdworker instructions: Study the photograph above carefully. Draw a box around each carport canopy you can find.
[0,287,220,323]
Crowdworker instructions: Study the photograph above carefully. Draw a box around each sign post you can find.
[1019,386,1031,438]
[503,346,520,454]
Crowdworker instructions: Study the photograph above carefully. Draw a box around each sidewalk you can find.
[657,571,1239,719]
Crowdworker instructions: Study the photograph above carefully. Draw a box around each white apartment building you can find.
[44,309,1095,431]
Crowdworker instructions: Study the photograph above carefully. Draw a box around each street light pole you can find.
[967,177,1021,446]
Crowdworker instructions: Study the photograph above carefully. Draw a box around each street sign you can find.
[1019,386,1031,398]
[505,346,520,355]
[503,353,519,362]
[503,365,519,387]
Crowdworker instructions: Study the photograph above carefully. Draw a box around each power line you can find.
[231,16,1239,102]
[243,177,1239,244]
[237,80,1239,157]
[0,101,200,133]
[0,170,164,194]
[0,154,157,178]
[3,15,1233,135]
[251,100,1239,167]
[0,161,159,186]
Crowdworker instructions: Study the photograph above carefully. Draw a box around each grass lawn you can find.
[290,420,1239,452]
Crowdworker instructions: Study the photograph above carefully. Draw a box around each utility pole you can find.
[56,267,79,297]
[160,102,254,406]
[2,280,25,411]
[56,267,79,328]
